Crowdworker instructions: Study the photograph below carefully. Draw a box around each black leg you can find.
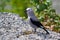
[34,28,36,33]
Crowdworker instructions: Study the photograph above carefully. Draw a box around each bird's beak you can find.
[24,10,27,18]
[24,10,27,14]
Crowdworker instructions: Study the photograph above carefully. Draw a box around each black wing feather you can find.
[30,18,49,34]
[30,18,44,27]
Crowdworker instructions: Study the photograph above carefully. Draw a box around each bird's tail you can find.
[40,26,49,34]
[43,27,49,34]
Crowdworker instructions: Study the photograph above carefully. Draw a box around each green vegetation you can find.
[31,0,60,33]
[0,0,31,17]
[0,0,60,33]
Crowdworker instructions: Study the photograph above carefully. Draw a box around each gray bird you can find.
[26,8,49,34]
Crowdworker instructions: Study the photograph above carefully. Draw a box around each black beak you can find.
[24,8,27,14]
[24,8,27,18]
[24,10,27,14]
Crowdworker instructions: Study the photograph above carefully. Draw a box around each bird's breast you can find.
[28,18,38,28]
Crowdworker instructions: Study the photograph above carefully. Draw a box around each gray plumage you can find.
[26,8,49,34]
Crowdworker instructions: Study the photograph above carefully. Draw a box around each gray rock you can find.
[0,12,60,40]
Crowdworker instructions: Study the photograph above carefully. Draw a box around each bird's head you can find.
[26,8,35,17]
[26,8,33,12]
[26,8,34,14]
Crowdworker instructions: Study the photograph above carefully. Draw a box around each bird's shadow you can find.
[37,32,51,39]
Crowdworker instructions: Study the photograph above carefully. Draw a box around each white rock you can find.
[0,12,60,40]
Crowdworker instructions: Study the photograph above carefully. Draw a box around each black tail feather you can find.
[43,28,49,34]
[30,18,49,34]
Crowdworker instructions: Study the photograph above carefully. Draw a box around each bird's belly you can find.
[28,20,38,28]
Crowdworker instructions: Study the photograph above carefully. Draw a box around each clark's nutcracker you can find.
[26,8,49,34]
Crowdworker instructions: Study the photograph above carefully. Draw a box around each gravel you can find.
[0,12,60,40]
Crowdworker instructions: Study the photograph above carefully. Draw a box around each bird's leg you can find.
[33,28,36,34]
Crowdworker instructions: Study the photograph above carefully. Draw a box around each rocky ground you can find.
[0,12,60,40]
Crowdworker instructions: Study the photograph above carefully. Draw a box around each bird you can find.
[26,8,49,34]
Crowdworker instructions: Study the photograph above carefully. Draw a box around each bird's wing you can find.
[30,18,44,28]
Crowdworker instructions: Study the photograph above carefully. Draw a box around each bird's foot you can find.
[46,32,50,35]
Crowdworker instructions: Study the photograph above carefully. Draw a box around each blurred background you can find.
[52,0,60,14]
[0,0,60,33]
